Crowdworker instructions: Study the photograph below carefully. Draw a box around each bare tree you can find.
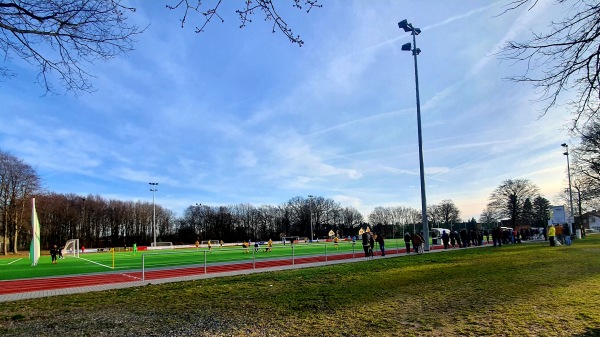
[0,0,144,93]
[487,179,540,228]
[0,150,41,254]
[340,206,363,228]
[573,118,600,192]
[499,0,600,126]
[479,206,497,228]
[1,1,321,93]
[166,0,321,46]
[436,199,461,227]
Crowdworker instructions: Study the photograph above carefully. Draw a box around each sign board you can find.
[552,206,566,224]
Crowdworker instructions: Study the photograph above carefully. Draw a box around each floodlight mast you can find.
[398,19,429,251]
[149,182,158,248]
[561,143,576,238]
[308,195,314,242]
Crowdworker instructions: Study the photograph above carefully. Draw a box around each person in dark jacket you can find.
[369,234,375,259]
[441,230,450,249]
[375,233,385,256]
[460,229,468,248]
[362,232,370,259]
[404,232,412,254]
[449,231,456,248]
[50,245,58,264]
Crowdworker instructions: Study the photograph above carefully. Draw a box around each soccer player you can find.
[207,240,212,251]
[243,241,249,253]
[333,236,339,249]
[50,245,58,264]
[266,239,273,252]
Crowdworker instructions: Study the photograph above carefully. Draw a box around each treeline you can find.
[21,194,366,251]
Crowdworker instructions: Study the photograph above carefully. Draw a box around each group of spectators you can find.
[361,232,386,258]
[412,226,550,251]
[438,229,485,249]
[402,232,425,254]
[547,223,574,246]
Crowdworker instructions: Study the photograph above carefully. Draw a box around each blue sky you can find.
[0,1,573,221]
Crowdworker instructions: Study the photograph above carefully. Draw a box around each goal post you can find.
[282,236,300,245]
[150,242,173,247]
[63,239,79,258]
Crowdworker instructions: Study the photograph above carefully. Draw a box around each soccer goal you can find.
[282,236,300,245]
[63,239,80,258]
[201,240,220,245]
[151,242,174,247]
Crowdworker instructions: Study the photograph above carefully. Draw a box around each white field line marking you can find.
[120,273,142,281]
[77,256,112,269]
[8,258,23,265]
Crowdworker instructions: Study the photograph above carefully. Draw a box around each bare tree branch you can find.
[0,0,144,93]
[166,0,321,47]
[498,0,600,128]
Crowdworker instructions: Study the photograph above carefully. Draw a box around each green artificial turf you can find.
[0,240,409,280]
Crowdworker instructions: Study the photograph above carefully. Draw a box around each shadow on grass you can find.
[573,327,600,337]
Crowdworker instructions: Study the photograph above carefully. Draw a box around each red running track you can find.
[0,245,450,296]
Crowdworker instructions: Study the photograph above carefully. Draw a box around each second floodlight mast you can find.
[398,19,430,251]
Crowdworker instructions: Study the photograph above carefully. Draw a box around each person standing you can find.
[333,236,339,249]
[362,232,370,259]
[460,229,468,248]
[404,232,412,254]
[548,225,556,246]
[412,233,424,254]
[555,224,564,245]
[376,233,385,256]
[449,231,456,248]
[492,226,502,247]
[441,230,450,249]
[369,234,375,259]
[50,245,58,264]
[454,230,462,248]
[563,223,572,246]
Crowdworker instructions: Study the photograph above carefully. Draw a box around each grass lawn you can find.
[0,240,409,280]
[1,236,599,336]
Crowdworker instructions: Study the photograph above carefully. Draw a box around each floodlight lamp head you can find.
[561,143,568,147]
[563,152,568,156]
[398,19,412,32]
[414,48,421,55]
[401,42,412,51]
[414,28,421,35]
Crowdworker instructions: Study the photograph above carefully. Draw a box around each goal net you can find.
[151,242,173,247]
[62,239,79,258]
[282,236,300,244]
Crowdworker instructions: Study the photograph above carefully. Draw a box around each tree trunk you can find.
[11,220,18,254]
[2,209,7,255]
